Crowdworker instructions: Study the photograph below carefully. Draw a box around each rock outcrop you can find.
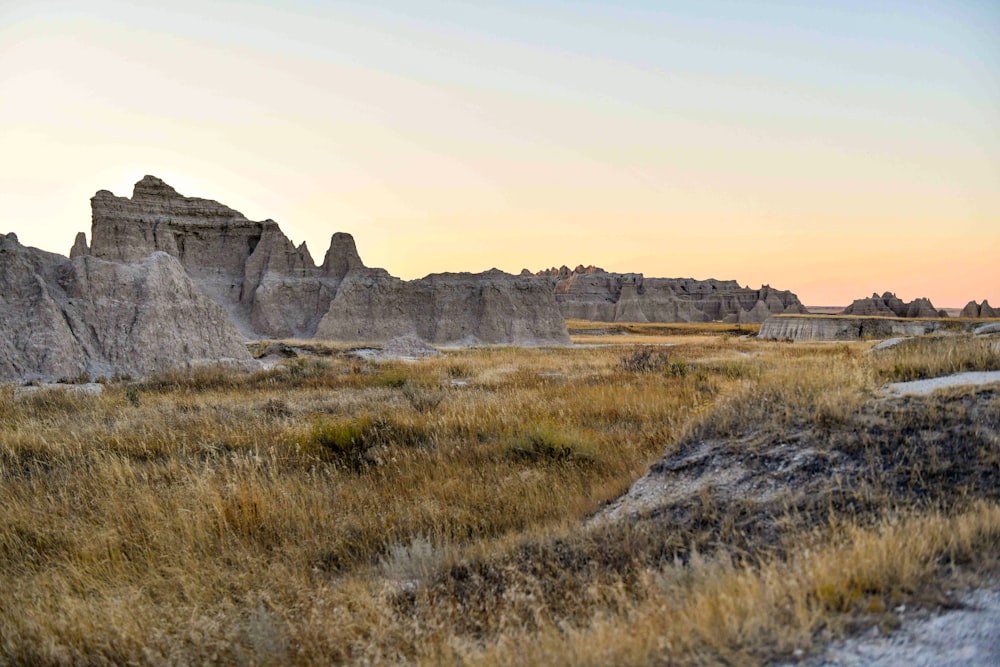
[842,292,946,318]
[0,232,250,381]
[526,265,807,323]
[758,315,944,342]
[961,300,999,318]
[77,176,570,346]
[83,176,343,339]
[316,269,570,345]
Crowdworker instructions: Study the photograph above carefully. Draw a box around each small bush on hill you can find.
[620,347,688,376]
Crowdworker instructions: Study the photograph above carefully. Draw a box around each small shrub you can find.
[286,358,332,379]
[373,369,408,388]
[124,385,141,407]
[379,536,451,582]
[447,363,472,379]
[401,382,446,414]
[262,398,291,418]
[620,347,687,376]
[694,359,757,380]
[507,424,599,465]
[309,414,430,469]
[310,416,376,470]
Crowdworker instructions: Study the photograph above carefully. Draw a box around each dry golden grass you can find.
[871,334,1000,382]
[565,318,761,341]
[1,333,998,664]
[463,504,1000,666]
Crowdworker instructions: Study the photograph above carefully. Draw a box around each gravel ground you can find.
[798,589,1000,667]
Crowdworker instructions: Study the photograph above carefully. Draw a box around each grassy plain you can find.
[1,331,999,664]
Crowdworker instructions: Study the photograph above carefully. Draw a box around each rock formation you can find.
[961,300,999,318]
[0,232,250,381]
[83,176,343,339]
[525,265,808,323]
[76,176,570,346]
[758,315,945,342]
[317,269,570,345]
[841,292,946,318]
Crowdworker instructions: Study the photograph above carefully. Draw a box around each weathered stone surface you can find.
[758,315,948,342]
[527,265,807,323]
[961,300,999,318]
[321,232,366,280]
[0,233,250,381]
[316,269,571,345]
[1,233,89,381]
[83,177,569,345]
[69,232,88,258]
[86,176,344,339]
[842,292,946,318]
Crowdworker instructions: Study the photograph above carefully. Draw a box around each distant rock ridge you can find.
[841,292,948,319]
[527,265,607,279]
[0,232,250,381]
[317,269,569,345]
[75,176,570,345]
[521,264,807,323]
[961,300,999,318]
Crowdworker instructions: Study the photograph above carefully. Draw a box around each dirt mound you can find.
[602,386,1000,556]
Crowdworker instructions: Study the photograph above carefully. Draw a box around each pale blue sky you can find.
[2,0,998,304]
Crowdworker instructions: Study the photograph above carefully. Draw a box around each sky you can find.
[1,0,998,307]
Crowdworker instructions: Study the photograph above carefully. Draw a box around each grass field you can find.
[2,330,999,664]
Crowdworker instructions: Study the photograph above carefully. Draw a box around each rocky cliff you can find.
[0,233,250,381]
[841,292,948,318]
[83,176,345,339]
[78,176,570,346]
[317,269,570,345]
[525,265,807,323]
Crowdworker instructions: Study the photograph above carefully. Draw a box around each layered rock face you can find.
[317,269,571,345]
[84,176,343,338]
[961,300,999,318]
[526,265,807,323]
[0,233,250,381]
[79,176,570,345]
[758,315,943,342]
[842,292,948,318]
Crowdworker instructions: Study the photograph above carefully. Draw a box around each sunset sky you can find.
[2,0,997,306]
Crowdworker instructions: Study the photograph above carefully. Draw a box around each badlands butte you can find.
[1,176,995,382]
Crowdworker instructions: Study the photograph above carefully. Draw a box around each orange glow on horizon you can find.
[2,2,997,309]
